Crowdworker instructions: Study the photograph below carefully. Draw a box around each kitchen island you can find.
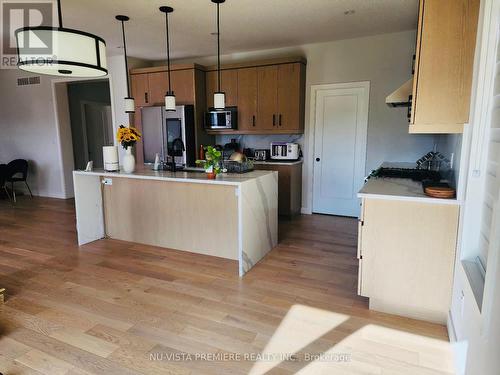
[73,168,278,276]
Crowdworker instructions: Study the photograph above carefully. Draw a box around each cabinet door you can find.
[148,70,195,106]
[361,198,459,321]
[171,69,195,104]
[277,63,303,131]
[237,67,258,131]
[148,72,168,106]
[130,74,150,107]
[411,0,479,133]
[206,70,237,108]
[257,65,278,130]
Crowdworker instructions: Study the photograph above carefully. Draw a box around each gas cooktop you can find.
[370,167,441,182]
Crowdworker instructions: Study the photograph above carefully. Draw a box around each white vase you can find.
[122,147,135,173]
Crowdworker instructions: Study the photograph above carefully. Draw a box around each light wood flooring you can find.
[0,197,454,374]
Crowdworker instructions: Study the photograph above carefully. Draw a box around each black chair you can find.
[0,164,11,201]
[6,159,32,202]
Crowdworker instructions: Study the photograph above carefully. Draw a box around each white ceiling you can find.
[62,0,418,61]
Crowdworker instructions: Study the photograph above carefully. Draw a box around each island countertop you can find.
[73,168,276,186]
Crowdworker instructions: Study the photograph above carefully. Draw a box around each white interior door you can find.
[312,82,369,217]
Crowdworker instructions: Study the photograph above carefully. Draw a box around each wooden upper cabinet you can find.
[237,67,258,131]
[257,65,279,130]
[147,70,195,106]
[171,70,195,104]
[130,73,150,107]
[147,72,168,106]
[410,0,480,134]
[206,69,238,108]
[277,63,305,132]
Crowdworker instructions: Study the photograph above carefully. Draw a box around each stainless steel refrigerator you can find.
[141,105,196,167]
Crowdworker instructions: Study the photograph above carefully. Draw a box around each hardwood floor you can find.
[0,197,453,374]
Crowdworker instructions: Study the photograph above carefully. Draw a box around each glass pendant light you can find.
[15,0,107,77]
[116,15,135,114]
[212,0,225,110]
[160,6,176,111]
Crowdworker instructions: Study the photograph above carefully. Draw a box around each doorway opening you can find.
[67,81,113,170]
[53,78,113,198]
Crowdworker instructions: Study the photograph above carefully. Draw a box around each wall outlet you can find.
[102,178,113,186]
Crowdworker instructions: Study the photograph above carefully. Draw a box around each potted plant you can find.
[117,125,142,173]
[196,146,222,179]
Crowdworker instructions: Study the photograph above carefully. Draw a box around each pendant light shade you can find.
[15,0,107,77]
[160,6,176,111]
[116,15,135,114]
[212,0,225,110]
[214,92,225,109]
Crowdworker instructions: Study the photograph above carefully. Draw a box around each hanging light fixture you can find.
[116,15,135,114]
[212,0,225,110]
[15,0,107,77]
[160,6,176,111]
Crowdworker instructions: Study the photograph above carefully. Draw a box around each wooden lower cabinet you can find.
[254,162,302,216]
[358,198,459,323]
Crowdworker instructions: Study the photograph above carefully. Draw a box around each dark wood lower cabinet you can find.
[254,162,302,216]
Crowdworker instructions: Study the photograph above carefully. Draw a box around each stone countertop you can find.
[253,159,303,166]
[358,162,459,205]
[73,168,276,187]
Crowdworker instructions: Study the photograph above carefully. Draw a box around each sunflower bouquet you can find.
[117,125,141,150]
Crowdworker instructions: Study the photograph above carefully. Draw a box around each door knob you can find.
[316,158,320,162]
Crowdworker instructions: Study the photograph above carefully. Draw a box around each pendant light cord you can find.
[165,12,172,94]
[217,2,221,93]
[120,20,131,97]
[57,0,63,27]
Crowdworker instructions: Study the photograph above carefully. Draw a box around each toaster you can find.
[270,142,300,160]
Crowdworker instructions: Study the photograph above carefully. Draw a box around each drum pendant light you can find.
[160,6,176,111]
[212,0,225,110]
[15,0,107,77]
[116,15,135,114]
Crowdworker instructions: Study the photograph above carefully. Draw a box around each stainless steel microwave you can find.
[205,107,238,130]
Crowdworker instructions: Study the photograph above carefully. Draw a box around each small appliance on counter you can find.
[103,146,119,172]
[270,142,300,160]
[254,149,270,161]
[205,107,238,130]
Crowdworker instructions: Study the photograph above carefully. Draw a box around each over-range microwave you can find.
[205,107,238,130]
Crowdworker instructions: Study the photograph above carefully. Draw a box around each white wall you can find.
[0,53,148,198]
[0,69,67,198]
[172,30,437,213]
[448,0,500,374]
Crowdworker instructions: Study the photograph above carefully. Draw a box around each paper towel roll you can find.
[103,146,119,172]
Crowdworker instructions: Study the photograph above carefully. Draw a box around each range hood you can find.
[386,78,413,107]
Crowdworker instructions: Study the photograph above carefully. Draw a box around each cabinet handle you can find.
[145,92,149,104]
[272,114,276,126]
[411,54,416,75]
[252,115,256,127]
[279,114,282,126]
[407,95,413,122]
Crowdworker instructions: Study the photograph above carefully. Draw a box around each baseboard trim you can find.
[301,207,312,215]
